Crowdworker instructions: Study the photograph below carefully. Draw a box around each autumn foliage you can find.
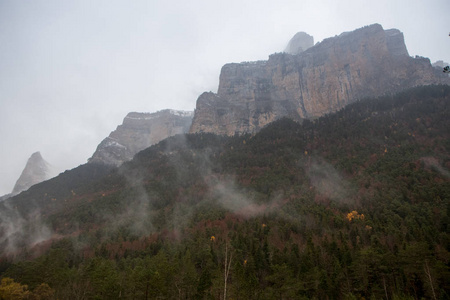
[0,85,449,299]
[346,210,365,221]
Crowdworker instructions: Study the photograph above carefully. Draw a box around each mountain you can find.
[0,194,11,202]
[10,152,52,196]
[1,21,450,298]
[0,85,449,299]
[284,31,314,54]
[89,109,193,166]
[190,24,450,135]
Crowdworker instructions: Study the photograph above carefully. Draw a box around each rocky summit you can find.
[11,152,51,195]
[89,109,193,166]
[190,24,450,135]
[284,31,314,54]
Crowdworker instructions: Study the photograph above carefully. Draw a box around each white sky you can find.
[0,0,449,195]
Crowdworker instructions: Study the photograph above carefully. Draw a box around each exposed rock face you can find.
[190,24,450,135]
[285,32,314,54]
[89,109,193,166]
[11,152,51,195]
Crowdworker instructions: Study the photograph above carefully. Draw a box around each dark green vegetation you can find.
[0,85,449,299]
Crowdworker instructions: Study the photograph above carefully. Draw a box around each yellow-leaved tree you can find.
[0,277,54,300]
[0,277,30,300]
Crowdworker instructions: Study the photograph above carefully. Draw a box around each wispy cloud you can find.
[306,157,352,203]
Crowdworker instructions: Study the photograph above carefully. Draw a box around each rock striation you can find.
[89,109,193,166]
[11,152,52,195]
[190,24,450,135]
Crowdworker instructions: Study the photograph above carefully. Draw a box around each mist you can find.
[1,0,449,196]
[306,157,352,203]
[0,200,52,258]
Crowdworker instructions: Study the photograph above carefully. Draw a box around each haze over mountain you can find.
[1,24,448,251]
[1,22,447,211]
[0,84,448,298]
[84,24,448,168]
[0,15,449,297]
[284,32,314,55]
[89,109,193,166]
[1,0,449,196]
[190,24,449,135]
[3,152,52,198]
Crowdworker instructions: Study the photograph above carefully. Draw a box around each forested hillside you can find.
[0,85,449,299]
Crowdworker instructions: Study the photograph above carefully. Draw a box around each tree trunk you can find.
[424,260,437,300]
[224,242,233,300]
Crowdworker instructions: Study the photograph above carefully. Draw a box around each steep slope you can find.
[1,85,449,299]
[2,85,448,247]
[190,24,450,135]
[11,152,52,196]
[89,109,193,166]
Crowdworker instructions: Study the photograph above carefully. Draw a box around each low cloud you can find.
[421,156,450,179]
[306,157,351,203]
[0,201,52,258]
[209,175,282,218]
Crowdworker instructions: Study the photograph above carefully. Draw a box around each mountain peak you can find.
[29,151,43,160]
[11,152,51,195]
[190,24,450,135]
[89,109,194,166]
[284,31,314,54]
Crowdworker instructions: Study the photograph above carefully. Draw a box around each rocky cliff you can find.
[11,152,51,195]
[190,24,450,135]
[89,109,193,166]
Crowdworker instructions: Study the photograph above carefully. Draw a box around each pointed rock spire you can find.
[12,152,51,195]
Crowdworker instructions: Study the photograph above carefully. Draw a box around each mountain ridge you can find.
[0,85,448,299]
[190,24,449,135]
[2,84,449,241]
[85,24,449,168]
[89,109,193,166]
[0,23,449,299]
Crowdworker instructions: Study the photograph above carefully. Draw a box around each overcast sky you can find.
[0,0,449,195]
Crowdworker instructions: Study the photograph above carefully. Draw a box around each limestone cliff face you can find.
[12,152,51,195]
[190,24,450,135]
[89,110,193,166]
